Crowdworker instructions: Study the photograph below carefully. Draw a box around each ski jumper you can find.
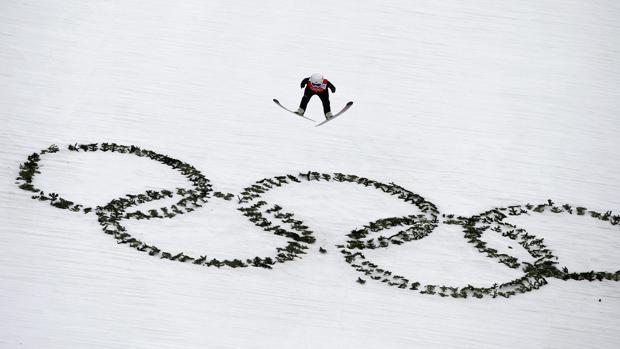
[299,77,336,114]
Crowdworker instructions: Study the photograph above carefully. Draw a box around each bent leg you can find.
[318,91,331,114]
[299,88,315,111]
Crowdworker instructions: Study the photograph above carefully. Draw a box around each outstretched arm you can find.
[327,81,336,93]
[300,77,309,88]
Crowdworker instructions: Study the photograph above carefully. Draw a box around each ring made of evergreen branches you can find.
[342,208,546,299]
[237,171,441,273]
[452,202,620,284]
[16,144,620,298]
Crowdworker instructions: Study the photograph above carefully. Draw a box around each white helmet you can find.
[310,73,324,85]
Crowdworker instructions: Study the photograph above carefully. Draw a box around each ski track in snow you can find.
[1,0,619,348]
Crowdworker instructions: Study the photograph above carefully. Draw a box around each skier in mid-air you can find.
[295,73,336,119]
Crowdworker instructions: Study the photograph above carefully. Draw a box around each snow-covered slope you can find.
[1,1,619,348]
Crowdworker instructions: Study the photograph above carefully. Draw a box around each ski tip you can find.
[347,101,354,106]
[273,98,279,103]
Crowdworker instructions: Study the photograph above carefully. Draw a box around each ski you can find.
[273,99,315,122]
[315,101,354,127]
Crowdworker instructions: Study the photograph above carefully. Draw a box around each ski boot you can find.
[325,111,333,119]
[295,108,305,116]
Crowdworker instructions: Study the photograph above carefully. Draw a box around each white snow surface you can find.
[1,0,620,348]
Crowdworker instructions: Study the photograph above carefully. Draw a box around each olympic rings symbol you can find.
[16,143,620,299]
